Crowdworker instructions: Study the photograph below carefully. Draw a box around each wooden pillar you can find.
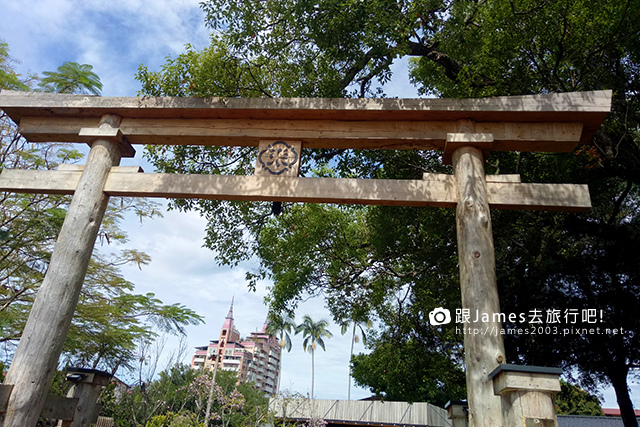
[1,115,125,427]
[445,401,469,427]
[59,368,113,427]
[489,365,562,427]
[449,130,505,427]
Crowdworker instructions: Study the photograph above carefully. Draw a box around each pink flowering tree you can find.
[185,370,246,426]
[214,385,245,427]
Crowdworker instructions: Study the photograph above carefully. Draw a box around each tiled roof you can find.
[602,408,640,417]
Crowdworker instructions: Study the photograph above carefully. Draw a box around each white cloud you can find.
[1,0,209,96]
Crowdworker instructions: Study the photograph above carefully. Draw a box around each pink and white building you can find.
[190,301,282,396]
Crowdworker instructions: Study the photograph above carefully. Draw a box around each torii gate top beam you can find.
[0,90,611,155]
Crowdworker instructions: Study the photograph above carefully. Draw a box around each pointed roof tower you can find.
[261,313,269,333]
[221,297,234,333]
[227,297,234,318]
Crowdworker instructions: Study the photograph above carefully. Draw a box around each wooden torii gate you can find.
[0,89,611,427]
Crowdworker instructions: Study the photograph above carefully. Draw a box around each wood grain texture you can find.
[0,89,611,149]
[0,169,591,211]
[500,389,559,426]
[0,89,610,427]
[60,374,112,427]
[492,371,562,395]
[453,145,505,427]
[17,116,584,152]
[0,89,612,121]
[2,117,123,427]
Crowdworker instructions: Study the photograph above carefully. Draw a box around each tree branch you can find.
[407,40,463,82]
[608,179,634,226]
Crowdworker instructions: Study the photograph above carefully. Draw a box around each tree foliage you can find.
[295,315,332,399]
[554,380,604,416]
[351,337,465,406]
[296,315,332,354]
[266,313,296,353]
[0,41,30,91]
[38,61,102,95]
[135,0,640,422]
[0,42,203,376]
[341,317,372,400]
[102,367,269,427]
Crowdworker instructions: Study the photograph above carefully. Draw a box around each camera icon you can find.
[429,307,451,325]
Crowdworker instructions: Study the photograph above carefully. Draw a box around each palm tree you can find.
[38,62,102,95]
[295,315,332,400]
[340,318,372,400]
[265,312,296,393]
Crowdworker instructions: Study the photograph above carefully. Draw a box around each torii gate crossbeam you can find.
[0,89,611,427]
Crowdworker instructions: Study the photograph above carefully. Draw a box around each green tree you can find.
[0,41,30,91]
[135,0,640,423]
[351,338,466,406]
[256,201,465,404]
[266,313,295,353]
[554,380,604,416]
[102,363,200,426]
[265,312,296,394]
[295,315,332,400]
[340,318,372,401]
[0,109,202,374]
[102,367,267,427]
[38,61,102,95]
[146,412,204,427]
[0,42,203,378]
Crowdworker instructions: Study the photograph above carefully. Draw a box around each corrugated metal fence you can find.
[269,398,452,427]
[94,417,114,427]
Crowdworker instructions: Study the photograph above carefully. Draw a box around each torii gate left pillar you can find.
[1,116,133,427]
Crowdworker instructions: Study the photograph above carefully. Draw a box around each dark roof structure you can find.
[558,415,640,427]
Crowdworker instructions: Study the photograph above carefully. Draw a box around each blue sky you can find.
[1,0,636,409]
[1,0,210,96]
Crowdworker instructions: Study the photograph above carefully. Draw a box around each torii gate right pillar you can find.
[448,130,505,426]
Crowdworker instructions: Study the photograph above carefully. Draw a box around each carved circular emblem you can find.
[257,141,299,175]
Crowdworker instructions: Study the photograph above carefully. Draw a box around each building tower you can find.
[190,300,282,396]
